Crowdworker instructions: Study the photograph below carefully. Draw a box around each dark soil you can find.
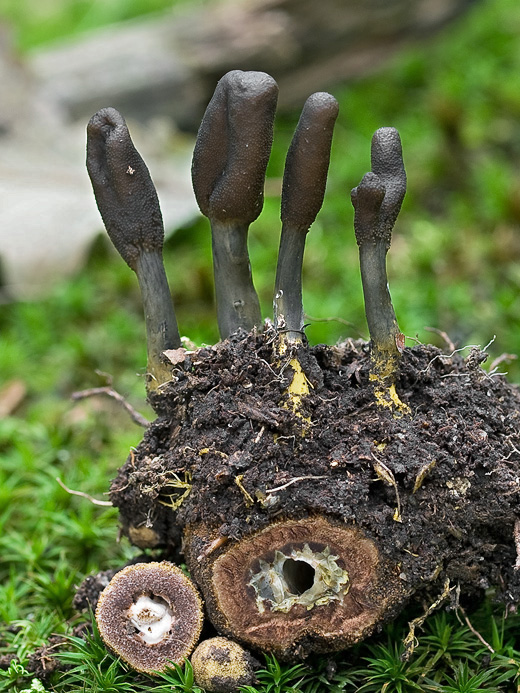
[110,327,520,628]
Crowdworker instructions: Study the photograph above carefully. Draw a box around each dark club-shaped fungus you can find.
[351,127,408,412]
[87,108,180,392]
[192,70,278,339]
[274,92,339,345]
[191,637,258,692]
[95,562,203,673]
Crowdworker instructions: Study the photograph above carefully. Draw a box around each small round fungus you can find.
[191,637,257,692]
[95,562,203,673]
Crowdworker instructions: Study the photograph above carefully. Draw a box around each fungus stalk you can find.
[351,127,408,412]
[86,108,180,392]
[192,70,278,339]
[273,93,338,416]
[274,92,338,346]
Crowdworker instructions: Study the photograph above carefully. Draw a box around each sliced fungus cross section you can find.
[95,562,203,674]
[248,543,350,613]
[188,516,406,658]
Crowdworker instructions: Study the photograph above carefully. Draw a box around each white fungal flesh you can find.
[248,544,350,613]
[128,595,174,645]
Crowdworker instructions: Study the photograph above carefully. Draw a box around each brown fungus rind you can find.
[95,562,203,674]
[185,516,406,659]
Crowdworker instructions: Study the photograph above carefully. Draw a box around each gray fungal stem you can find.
[274,92,338,345]
[351,128,407,409]
[192,70,278,339]
[86,108,180,391]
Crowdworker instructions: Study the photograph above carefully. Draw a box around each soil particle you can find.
[27,636,67,683]
[73,554,154,612]
[110,327,520,643]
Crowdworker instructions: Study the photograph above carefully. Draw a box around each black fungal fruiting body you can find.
[87,71,520,662]
[274,92,339,343]
[351,128,407,411]
[87,108,180,391]
[192,70,278,339]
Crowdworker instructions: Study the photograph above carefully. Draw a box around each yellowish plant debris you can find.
[413,459,437,493]
[235,474,254,507]
[372,456,402,522]
[402,579,454,660]
[158,471,192,510]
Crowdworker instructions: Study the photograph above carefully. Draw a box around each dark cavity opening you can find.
[283,559,315,595]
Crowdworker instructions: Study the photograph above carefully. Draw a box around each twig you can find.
[419,344,480,374]
[71,386,150,427]
[56,477,113,506]
[424,327,456,352]
[489,352,518,372]
[304,314,363,333]
[458,605,494,653]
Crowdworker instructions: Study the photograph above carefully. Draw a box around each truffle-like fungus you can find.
[191,637,257,692]
[186,516,405,658]
[95,562,203,673]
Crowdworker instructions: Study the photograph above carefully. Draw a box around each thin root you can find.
[402,579,454,660]
[71,385,149,427]
[56,477,113,506]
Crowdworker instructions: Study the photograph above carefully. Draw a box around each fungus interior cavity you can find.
[127,594,174,645]
[248,543,349,613]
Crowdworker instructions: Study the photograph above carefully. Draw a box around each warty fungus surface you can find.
[190,636,258,692]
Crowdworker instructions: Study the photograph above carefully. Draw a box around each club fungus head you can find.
[191,637,258,692]
[192,70,278,225]
[351,172,386,246]
[370,126,407,246]
[95,562,203,674]
[86,107,165,272]
[281,91,339,232]
[186,516,406,658]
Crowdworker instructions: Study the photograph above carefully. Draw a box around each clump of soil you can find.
[110,327,520,656]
